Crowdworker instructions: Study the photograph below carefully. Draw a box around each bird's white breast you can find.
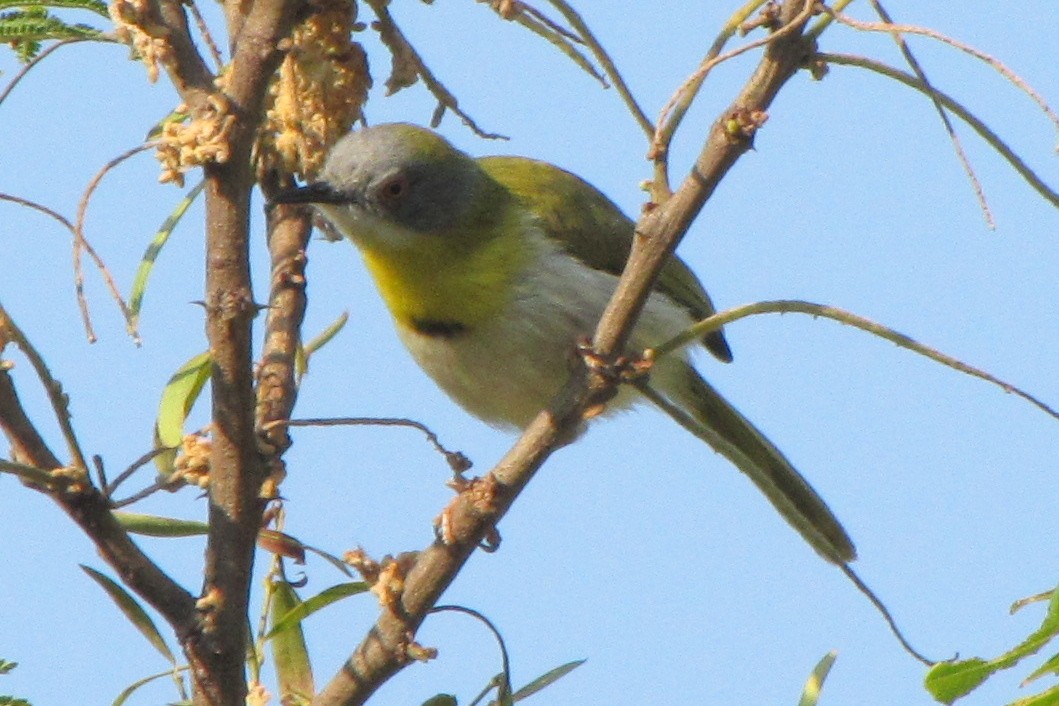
[396,232,696,429]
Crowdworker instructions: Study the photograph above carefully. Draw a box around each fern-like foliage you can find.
[0,0,108,61]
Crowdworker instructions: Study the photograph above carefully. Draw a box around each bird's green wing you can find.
[479,156,732,361]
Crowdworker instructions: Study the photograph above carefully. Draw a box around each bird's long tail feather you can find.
[640,365,856,564]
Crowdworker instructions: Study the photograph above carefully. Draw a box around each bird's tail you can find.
[646,364,856,564]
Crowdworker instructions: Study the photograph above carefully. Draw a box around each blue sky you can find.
[2,2,1058,704]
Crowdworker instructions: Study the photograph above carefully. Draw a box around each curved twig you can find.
[819,52,1059,209]
[650,300,1059,424]
[75,143,156,342]
[0,37,110,108]
[822,3,1059,141]
[0,303,89,470]
[651,0,815,197]
[862,0,993,227]
[273,416,471,473]
[544,0,652,136]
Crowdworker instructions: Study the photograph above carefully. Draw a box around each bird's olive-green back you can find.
[479,156,732,362]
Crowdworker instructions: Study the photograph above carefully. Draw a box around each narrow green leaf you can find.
[0,659,17,674]
[111,665,189,706]
[113,511,208,537]
[154,351,212,472]
[270,581,315,705]
[926,588,1059,703]
[80,565,175,664]
[509,659,586,702]
[1009,682,1059,706]
[265,582,369,639]
[298,311,349,379]
[1023,651,1059,686]
[798,651,838,706]
[304,312,349,359]
[128,180,206,330]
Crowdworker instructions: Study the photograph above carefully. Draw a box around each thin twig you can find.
[75,143,155,343]
[819,53,1059,209]
[111,476,182,508]
[651,0,814,197]
[840,563,934,665]
[105,447,172,497]
[823,3,1059,142]
[649,300,1059,423]
[0,37,107,108]
[0,193,76,232]
[544,0,652,136]
[367,0,504,139]
[0,303,89,471]
[519,2,581,43]
[276,416,472,473]
[805,0,855,39]
[502,5,606,87]
[0,350,198,636]
[865,0,993,228]
[184,0,225,70]
[429,605,512,701]
[0,190,139,343]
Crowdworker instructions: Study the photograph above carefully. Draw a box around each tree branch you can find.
[189,0,305,702]
[256,197,313,456]
[312,1,817,703]
[0,363,199,650]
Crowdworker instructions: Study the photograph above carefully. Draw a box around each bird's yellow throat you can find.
[356,219,532,334]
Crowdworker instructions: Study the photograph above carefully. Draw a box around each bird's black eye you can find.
[377,173,409,203]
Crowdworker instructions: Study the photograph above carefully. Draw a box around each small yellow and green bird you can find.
[272,122,855,565]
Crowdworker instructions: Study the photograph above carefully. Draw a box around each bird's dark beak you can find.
[268,182,351,207]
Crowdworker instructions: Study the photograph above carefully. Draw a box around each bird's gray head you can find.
[272,123,499,241]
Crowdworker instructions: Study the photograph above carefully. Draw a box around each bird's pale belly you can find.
[395,247,696,429]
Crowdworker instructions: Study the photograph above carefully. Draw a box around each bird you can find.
[270,122,855,565]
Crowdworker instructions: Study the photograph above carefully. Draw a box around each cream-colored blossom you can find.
[257,0,371,181]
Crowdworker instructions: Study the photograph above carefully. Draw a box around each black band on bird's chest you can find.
[409,318,468,338]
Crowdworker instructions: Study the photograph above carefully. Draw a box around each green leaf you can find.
[1009,682,1059,706]
[926,587,1059,703]
[265,582,369,639]
[1024,652,1059,686]
[0,0,108,17]
[128,180,206,331]
[303,311,349,357]
[926,659,993,704]
[297,311,349,379]
[798,651,838,706]
[113,511,208,537]
[0,9,102,60]
[508,659,585,702]
[80,565,176,664]
[270,580,315,705]
[154,351,212,472]
[111,666,189,706]
[0,659,16,675]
